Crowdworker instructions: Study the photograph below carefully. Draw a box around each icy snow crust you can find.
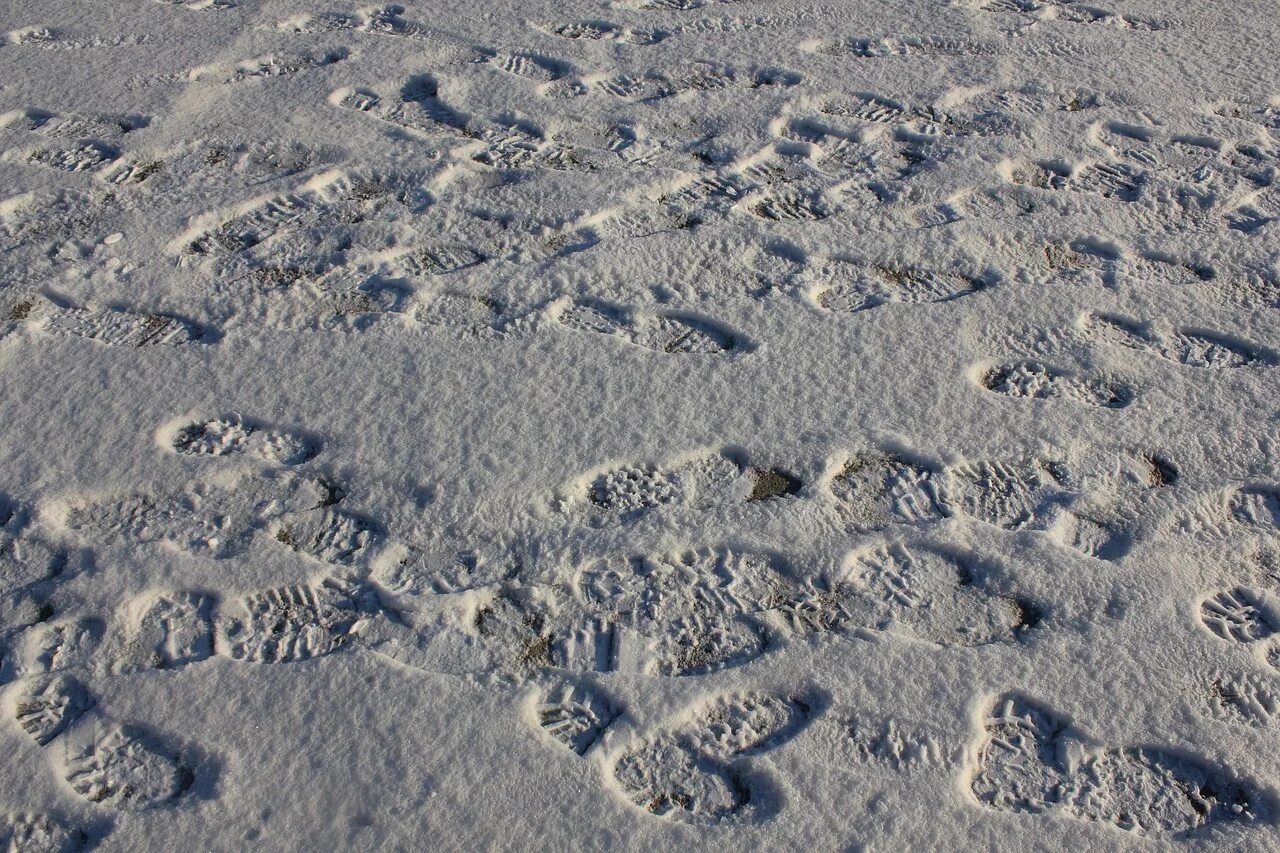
[1,0,1280,849]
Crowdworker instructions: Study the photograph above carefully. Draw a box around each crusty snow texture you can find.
[1,0,1279,850]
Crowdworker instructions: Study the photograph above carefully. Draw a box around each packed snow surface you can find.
[1,0,1280,850]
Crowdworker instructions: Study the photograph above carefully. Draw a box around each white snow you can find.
[1,0,1279,849]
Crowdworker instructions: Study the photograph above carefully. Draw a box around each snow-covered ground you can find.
[1,0,1279,849]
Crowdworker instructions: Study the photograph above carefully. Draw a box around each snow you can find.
[1,0,1279,849]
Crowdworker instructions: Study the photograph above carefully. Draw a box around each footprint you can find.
[1071,748,1254,834]
[217,575,380,664]
[397,242,490,277]
[657,172,754,212]
[162,415,318,466]
[1174,486,1280,540]
[280,4,433,39]
[159,0,239,8]
[552,297,739,354]
[569,548,791,676]
[13,676,95,747]
[63,470,338,559]
[942,453,1147,560]
[179,169,395,258]
[468,125,597,173]
[745,188,833,222]
[473,48,569,83]
[969,693,1257,836]
[558,450,754,522]
[969,695,1082,815]
[609,690,818,822]
[11,675,198,812]
[541,21,668,46]
[13,140,121,173]
[120,591,216,671]
[1228,486,1280,532]
[0,191,107,261]
[942,458,1071,532]
[828,452,948,530]
[1225,195,1280,234]
[330,76,471,137]
[276,9,362,33]
[58,714,195,810]
[534,680,619,755]
[581,72,668,102]
[661,62,743,95]
[679,692,816,761]
[820,92,911,125]
[971,0,1167,31]
[269,506,381,566]
[834,543,1035,647]
[8,618,103,680]
[814,264,991,312]
[1210,671,1280,727]
[172,138,337,191]
[1046,502,1133,561]
[812,34,1000,58]
[0,524,71,638]
[2,27,149,51]
[0,812,86,852]
[619,0,705,9]
[837,715,957,771]
[611,736,746,820]
[412,292,505,336]
[28,300,210,348]
[375,547,519,599]
[0,107,147,140]
[1079,313,1275,369]
[1004,158,1147,202]
[582,61,792,103]
[1198,587,1278,645]
[187,49,350,84]
[977,361,1135,408]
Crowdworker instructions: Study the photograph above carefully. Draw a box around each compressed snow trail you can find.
[0,0,1279,849]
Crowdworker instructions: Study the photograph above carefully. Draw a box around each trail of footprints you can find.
[6,406,1280,837]
[4,74,1269,362]
[3,1,1280,845]
[969,694,1255,836]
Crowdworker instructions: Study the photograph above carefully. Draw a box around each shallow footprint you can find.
[840,543,1034,648]
[163,415,318,466]
[0,812,85,853]
[969,694,1073,814]
[1070,747,1254,835]
[941,457,1071,531]
[40,305,209,348]
[268,506,381,566]
[814,263,990,313]
[558,449,756,523]
[59,715,194,811]
[978,361,1134,408]
[969,693,1258,836]
[612,737,746,820]
[610,689,818,822]
[1198,587,1278,644]
[1079,312,1276,369]
[63,470,337,559]
[13,676,95,747]
[534,680,619,755]
[120,591,216,671]
[828,453,947,530]
[217,575,380,664]
[552,298,739,355]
